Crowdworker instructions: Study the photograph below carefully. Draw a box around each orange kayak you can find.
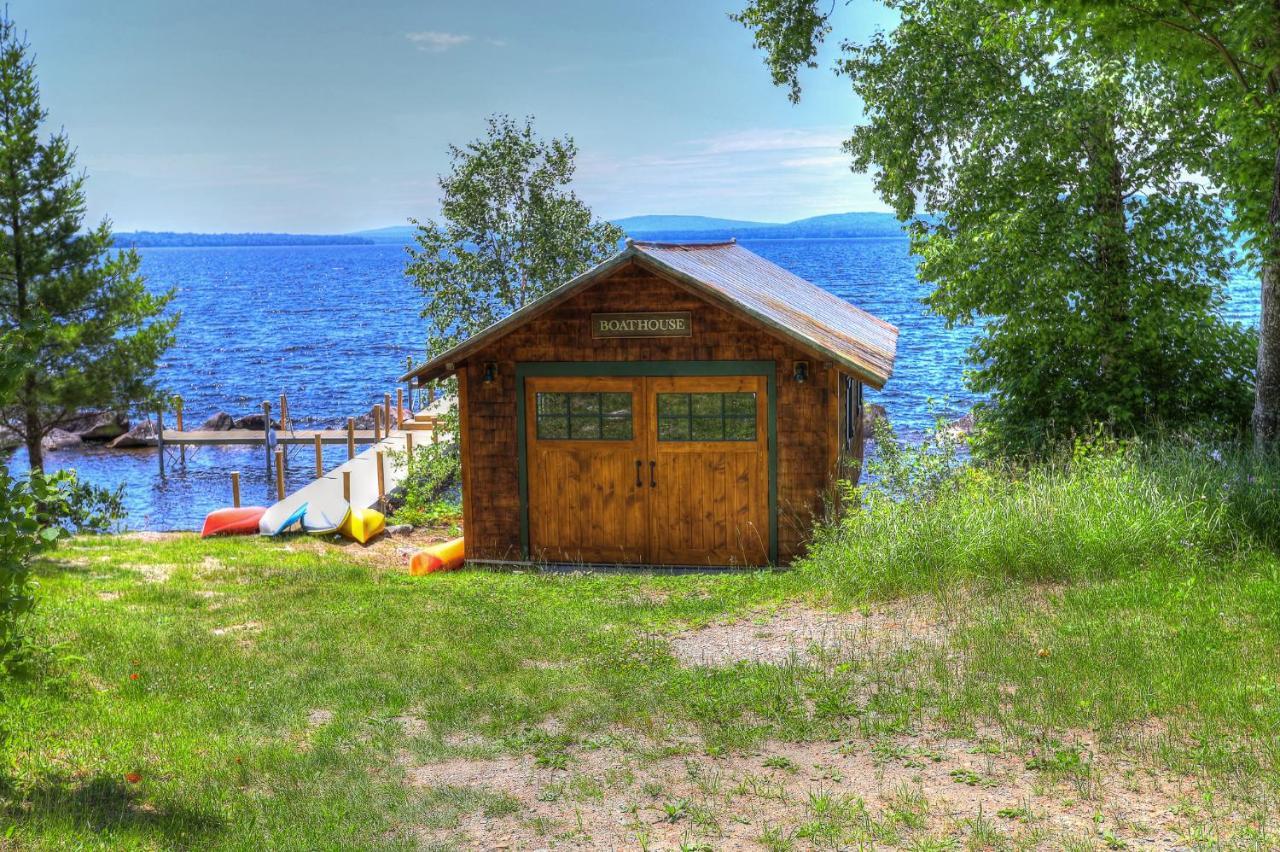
[201,506,267,538]
[410,537,465,575]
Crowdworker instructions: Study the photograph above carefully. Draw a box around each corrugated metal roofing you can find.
[401,239,899,389]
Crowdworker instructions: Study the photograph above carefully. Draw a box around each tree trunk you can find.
[22,382,42,472]
[1253,144,1280,450]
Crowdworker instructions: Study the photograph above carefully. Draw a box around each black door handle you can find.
[635,460,642,487]
[649,460,657,487]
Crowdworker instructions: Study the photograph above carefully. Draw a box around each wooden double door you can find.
[525,374,770,566]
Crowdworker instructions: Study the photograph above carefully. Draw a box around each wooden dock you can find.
[153,428,388,446]
[263,398,453,519]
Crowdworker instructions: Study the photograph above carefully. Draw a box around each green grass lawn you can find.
[3,445,1280,849]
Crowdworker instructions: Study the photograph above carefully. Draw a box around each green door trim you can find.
[515,360,778,565]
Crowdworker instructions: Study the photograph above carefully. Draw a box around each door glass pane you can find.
[723,393,755,416]
[537,392,568,415]
[537,414,569,440]
[601,417,632,440]
[657,393,689,416]
[569,393,600,415]
[658,415,690,441]
[570,417,601,440]
[723,417,755,440]
[691,417,722,440]
[535,391,632,441]
[690,393,721,416]
[601,393,631,417]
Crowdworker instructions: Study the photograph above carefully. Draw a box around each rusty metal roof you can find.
[401,239,898,389]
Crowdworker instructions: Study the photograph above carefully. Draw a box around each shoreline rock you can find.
[199,412,234,431]
[42,428,83,451]
[109,419,158,449]
[232,413,280,431]
[862,403,889,435]
[61,410,130,442]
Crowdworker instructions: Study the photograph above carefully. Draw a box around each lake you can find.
[5,237,1262,530]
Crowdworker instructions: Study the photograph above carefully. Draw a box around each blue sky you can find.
[18,0,894,233]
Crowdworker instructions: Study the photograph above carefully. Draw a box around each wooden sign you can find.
[591,312,692,338]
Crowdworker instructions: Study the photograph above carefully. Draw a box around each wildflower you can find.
[1036,648,1050,659]
[129,673,139,681]
[125,772,142,784]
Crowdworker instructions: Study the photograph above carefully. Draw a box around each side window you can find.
[536,392,633,440]
[657,392,757,442]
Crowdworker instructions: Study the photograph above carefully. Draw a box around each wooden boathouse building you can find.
[401,239,898,567]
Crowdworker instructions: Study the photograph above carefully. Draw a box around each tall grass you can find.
[801,427,1280,601]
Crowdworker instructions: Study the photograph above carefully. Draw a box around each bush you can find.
[387,408,462,527]
[802,420,1280,601]
[0,469,121,675]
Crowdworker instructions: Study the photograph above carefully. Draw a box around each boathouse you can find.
[401,239,898,567]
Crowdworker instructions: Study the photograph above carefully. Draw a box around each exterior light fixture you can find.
[793,361,809,383]
[482,362,497,384]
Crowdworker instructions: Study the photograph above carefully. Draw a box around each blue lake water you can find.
[5,237,1262,530]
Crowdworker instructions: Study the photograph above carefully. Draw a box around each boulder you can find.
[199,411,235,431]
[862,403,889,435]
[351,411,377,430]
[232,413,280,431]
[62,410,129,441]
[41,428,83,451]
[109,419,158,449]
[946,411,976,439]
[386,524,414,536]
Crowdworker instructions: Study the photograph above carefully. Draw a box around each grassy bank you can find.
[1,442,1278,848]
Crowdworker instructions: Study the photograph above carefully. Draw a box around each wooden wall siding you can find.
[461,260,837,564]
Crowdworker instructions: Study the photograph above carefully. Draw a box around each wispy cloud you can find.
[405,31,473,53]
[779,154,850,169]
[694,128,847,155]
[575,126,887,222]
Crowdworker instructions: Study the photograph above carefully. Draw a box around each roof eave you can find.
[397,246,641,383]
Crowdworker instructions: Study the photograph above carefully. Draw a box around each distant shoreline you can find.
[113,231,374,248]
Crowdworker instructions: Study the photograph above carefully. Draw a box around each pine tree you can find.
[0,14,175,471]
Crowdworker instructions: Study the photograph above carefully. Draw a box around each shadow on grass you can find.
[0,773,225,844]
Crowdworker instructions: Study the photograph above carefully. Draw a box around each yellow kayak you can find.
[339,507,385,544]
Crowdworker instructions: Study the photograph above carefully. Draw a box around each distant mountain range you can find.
[112,212,909,248]
[353,211,909,245]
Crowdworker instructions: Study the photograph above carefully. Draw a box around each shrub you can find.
[803,421,1280,601]
[387,410,462,527]
[0,469,121,675]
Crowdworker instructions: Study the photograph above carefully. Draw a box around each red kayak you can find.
[201,506,267,538]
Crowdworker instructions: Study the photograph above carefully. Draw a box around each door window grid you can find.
[535,391,633,440]
[657,392,757,442]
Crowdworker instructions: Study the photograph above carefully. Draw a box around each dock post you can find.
[314,433,323,479]
[396,388,404,429]
[262,401,272,477]
[175,396,186,466]
[373,406,382,443]
[156,407,166,478]
[231,471,241,508]
[346,418,355,460]
[405,430,414,462]
[375,450,386,510]
[342,470,351,503]
[274,448,285,502]
[279,393,289,432]
[405,356,413,410]
[383,393,392,434]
